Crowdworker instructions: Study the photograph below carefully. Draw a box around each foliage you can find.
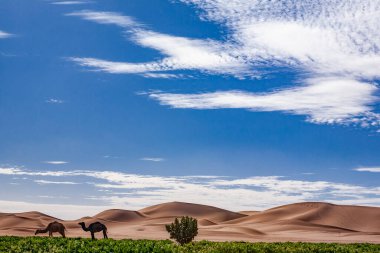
[165,216,198,245]
[1,236,380,253]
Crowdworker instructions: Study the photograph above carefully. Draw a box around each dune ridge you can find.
[0,201,379,243]
[224,202,380,233]
[139,201,246,223]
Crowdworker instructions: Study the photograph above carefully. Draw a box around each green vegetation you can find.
[0,236,379,253]
[166,216,198,245]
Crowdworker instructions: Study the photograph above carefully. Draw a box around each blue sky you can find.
[1,0,380,219]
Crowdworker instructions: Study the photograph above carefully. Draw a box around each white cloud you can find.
[69,32,247,76]
[140,157,165,162]
[66,3,380,128]
[38,195,68,199]
[178,0,380,81]
[45,98,64,104]
[131,30,248,76]
[66,11,137,28]
[0,167,71,177]
[354,167,380,173]
[1,166,380,215]
[51,1,90,5]
[67,2,380,80]
[103,155,120,159]
[42,161,68,165]
[141,73,187,79]
[52,1,91,4]
[0,30,12,39]
[34,180,79,185]
[0,167,179,189]
[149,78,379,125]
[67,11,249,77]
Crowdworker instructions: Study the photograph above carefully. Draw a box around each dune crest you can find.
[94,209,146,222]
[226,202,380,233]
[139,201,246,223]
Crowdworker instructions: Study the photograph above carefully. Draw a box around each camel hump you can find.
[49,221,65,229]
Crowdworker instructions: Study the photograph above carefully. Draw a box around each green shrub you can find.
[165,216,198,245]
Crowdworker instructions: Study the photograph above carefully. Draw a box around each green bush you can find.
[165,216,198,245]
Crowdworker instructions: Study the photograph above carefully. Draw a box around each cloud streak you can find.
[66,11,137,28]
[67,11,250,77]
[42,161,68,165]
[34,179,79,185]
[51,1,91,5]
[149,78,379,125]
[1,167,380,216]
[45,98,64,104]
[52,1,91,4]
[140,157,165,162]
[354,167,380,173]
[0,30,12,39]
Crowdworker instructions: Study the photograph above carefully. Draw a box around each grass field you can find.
[0,237,379,253]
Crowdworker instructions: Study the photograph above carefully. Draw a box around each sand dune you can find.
[93,209,147,223]
[224,202,380,233]
[139,201,245,223]
[198,219,217,226]
[0,201,379,243]
[0,211,60,230]
[0,211,62,236]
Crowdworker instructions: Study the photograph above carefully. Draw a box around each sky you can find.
[1,0,380,219]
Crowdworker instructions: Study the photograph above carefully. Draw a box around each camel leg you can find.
[103,229,108,239]
[91,231,95,240]
[49,231,52,237]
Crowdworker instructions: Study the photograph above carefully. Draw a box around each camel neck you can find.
[80,223,90,231]
[39,228,48,233]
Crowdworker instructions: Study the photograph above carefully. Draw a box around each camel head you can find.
[35,229,41,235]
[78,222,85,226]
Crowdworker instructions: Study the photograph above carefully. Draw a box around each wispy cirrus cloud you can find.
[67,11,249,77]
[52,1,92,5]
[68,34,247,77]
[66,2,380,128]
[42,161,68,165]
[45,98,65,104]
[66,11,137,27]
[171,0,380,127]
[179,0,380,81]
[149,78,379,125]
[0,30,13,39]
[354,167,380,173]
[1,166,380,217]
[34,179,79,185]
[141,73,188,79]
[67,2,380,80]
[140,157,165,162]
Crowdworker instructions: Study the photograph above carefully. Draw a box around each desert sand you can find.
[1,202,379,243]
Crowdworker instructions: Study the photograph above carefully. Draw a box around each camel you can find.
[35,221,66,237]
[78,221,108,240]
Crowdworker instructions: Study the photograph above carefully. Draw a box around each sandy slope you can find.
[0,202,379,243]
